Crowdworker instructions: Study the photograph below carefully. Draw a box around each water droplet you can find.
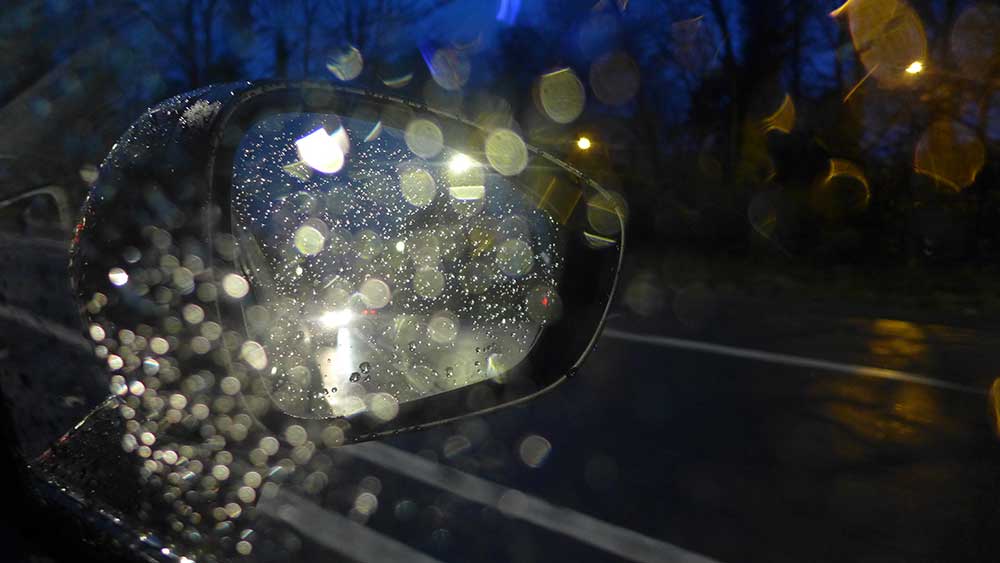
[359,362,371,374]
[349,372,360,383]
[408,341,417,352]
[330,386,338,393]
[445,367,454,378]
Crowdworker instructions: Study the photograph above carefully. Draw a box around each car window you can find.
[1,1,999,563]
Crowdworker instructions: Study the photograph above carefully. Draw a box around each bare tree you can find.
[251,0,455,79]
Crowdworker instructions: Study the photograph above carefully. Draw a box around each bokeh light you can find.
[589,51,640,106]
[484,129,528,176]
[834,0,928,88]
[326,45,364,81]
[816,159,871,219]
[293,218,328,256]
[426,48,471,91]
[536,68,586,124]
[762,95,796,134]
[671,16,718,74]
[108,267,128,286]
[951,3,1000,81]
[222,273,250,298]
[914,120,986,191]
[399,165,438,207]
[586,190,625,237]
[518,434,552,468]
[404,119,444,158]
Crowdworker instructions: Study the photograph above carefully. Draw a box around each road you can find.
[251,306,1000,563]
[3,230,1000,562]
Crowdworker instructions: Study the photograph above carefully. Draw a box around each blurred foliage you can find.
[1,0,999,314]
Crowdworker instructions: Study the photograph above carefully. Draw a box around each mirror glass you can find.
[233,111,566,419]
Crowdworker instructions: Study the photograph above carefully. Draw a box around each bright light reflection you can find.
[108,267,128,286]
[318,309,354,329]
[294,226,325,256]
[326,46,364,81]
[905,61,924,74]
[449,185,486,201]
[576,137,592,150]
[318,328,367,417]
[364,121,383,142]
[295,128,346,174]
[449,153,477,173]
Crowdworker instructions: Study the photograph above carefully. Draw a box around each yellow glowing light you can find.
[448,153,477,173]
[829,0,851,17]
[826,158,870,193]
[576,137,592,150]
[836,0,928,89]
[445,152,486,204]
[914,120,985,191]
[525,175,583,225]
[821,158,872,216]
[762,94,796,134]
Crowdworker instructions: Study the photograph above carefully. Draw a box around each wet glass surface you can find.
[1,1,999,563]
[232,112,564,417]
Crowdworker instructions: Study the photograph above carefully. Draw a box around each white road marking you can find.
[0,304,93,353]
[603,328,987,395]
[348,442,722,563]
[261,488,445,563]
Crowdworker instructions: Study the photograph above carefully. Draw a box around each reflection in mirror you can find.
[232,112,565,419]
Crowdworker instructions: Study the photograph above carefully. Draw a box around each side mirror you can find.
[46,81,624,560]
